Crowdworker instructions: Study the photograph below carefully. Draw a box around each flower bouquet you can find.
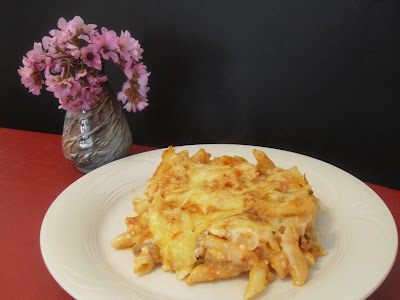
[18,16,151,172]
[18,16,150,114]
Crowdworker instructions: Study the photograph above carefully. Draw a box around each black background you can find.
[1,1,399,189]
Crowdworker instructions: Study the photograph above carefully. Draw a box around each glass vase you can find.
[62,84,133,173]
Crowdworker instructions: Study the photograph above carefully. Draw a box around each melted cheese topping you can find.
[115,147,326,299]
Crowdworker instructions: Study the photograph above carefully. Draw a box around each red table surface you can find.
[0,128,399,300]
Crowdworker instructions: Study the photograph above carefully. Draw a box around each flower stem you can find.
[66,59,72,78]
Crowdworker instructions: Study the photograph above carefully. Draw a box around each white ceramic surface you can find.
[40,144,398,300]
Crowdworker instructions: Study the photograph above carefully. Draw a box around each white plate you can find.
[40,144,398,300]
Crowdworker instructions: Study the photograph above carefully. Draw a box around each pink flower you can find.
[86,74,107,95]
[78,33,91,43]
[123,102,135,112]
[21,56,35,69]
[29,76,44,95]
[43,37,60,56]
[117,30,143,62]
[25,43,49,71]
[66,43,80,59]
[57,17,68,30]
[117,63,150,112]
[54,83,70,98]
[58,96,81,116]
[134,63,150,98]
[136,100,149,111]
[18,54,45,95]
[27,42,46,60]
[75,69,87,80]
[80,44,102,70]
[117,81,131,104]
[67,78,81,97]
[50,18,76,44]
[73,16,97,34]
[78,21,103,44]
[57,82,96,116]
[78,87,94,108]
[123,59,134,79]
[44,72,58,89]
[92,28,119,63]
[18,66,44,95]
[18,64,33,79]
[45,73,81,99]
[123,99,148,112]
[41,36,53,50]
[69,16,96,33]
[47,59,63,74]
[55,16,96,42]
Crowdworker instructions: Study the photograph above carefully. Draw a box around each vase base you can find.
[76,166,97,173]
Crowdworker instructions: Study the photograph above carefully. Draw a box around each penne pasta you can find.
[133,246,156,275]
[112,147,326,299]
[244,262,274,300]
[110,232,132,249]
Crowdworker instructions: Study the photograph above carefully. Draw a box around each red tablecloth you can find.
[0,128,398,299]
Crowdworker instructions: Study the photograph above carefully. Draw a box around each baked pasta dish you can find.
[111,147,326,299]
